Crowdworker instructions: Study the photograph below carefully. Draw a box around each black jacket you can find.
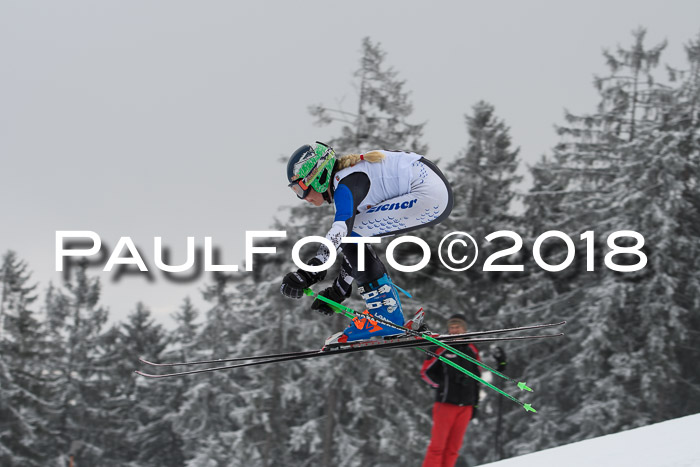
[420,343,480,406]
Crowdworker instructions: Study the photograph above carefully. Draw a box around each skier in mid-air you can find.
[280,142,454,345]
[140,148,556,410]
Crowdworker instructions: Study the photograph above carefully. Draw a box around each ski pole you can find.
[416,346,536,413]
[304,288,537,410]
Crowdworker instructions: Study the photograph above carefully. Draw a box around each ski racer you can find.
[280,142,453,345]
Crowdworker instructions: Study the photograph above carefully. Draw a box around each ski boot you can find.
[325,274,406,346]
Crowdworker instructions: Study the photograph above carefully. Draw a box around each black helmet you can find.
[286,142,336,199]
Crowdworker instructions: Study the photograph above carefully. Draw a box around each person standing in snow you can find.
[421,314,481,467]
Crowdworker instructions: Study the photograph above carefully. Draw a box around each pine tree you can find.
[498,28,700,461]
[121,303,185,467]
[450,101,522,227]
[170,296,200,363]
[173,273,258,465]
[310,36,428,155]
[639,32,700,419]
[0,251,51,466]
[409,101,523,325]
[43,261,110,465]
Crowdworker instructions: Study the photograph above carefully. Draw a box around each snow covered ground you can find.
[478,413,700,467]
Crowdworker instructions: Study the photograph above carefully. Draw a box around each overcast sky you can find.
[2,1,699,327]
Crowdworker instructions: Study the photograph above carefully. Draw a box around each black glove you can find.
[280,258,327,299]
[471,405,479,419]
[492,346,507,372]
[311,283,351,316]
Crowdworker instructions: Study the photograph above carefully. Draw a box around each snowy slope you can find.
[478,413,700,467]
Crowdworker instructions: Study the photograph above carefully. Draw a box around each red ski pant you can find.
[422,402,473,467]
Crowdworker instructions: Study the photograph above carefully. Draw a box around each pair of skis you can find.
[136,288,565,412]
[137,323,561,374]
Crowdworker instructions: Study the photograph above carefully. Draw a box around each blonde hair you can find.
[335,150,385,170]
